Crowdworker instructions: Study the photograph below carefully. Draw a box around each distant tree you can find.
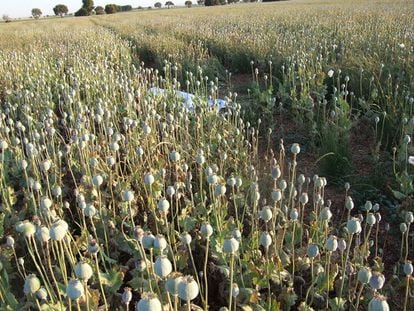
[53,4,69,17]
[2,14,12,22]
[154,2,162,8]
[105,4,119,14]
[185,0,192,7]
[137,6,143,9]
[75,7,89,16]
[197,0,204,5]
[120,5,133,11]
[82,0,94,13]
[165,1,174,8]
[31,8,42,19]
[95,6,105,14]
[205,0,220,5]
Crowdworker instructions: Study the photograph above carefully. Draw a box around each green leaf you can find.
[392,190,406,200]
[100,269,124,294]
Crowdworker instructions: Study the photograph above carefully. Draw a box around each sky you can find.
[1,0,187,18]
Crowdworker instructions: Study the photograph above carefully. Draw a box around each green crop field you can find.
[0,0,413,310]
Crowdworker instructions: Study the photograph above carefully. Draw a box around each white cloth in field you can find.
[149,87,227,111]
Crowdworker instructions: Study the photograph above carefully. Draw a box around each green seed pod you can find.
[66,279,84,300]
[347,218,362,234]
[74,261,93,281]
[403,261,413,276]
[325,235,338,252]
[24,274,41,296]
[157,198,170,214]
[357,267,372,284]
[137,292,162,311]
[271,189,282,202]
[123,190,134,202]
[154,256,173,278]
[366,213,376,226]
[50,219,68,241]
[36,287,48,301]
[165,272,183,296]
[223,237,240,254]
[290,208,299,221]
[142,232,155,249]
[154,235,168,252]
[259,232,272,249]
[369,272,385,290]
[178,275,199,301]
[320,207,332,221]
[36,226,50,243]
[260,206,273,222]
[200,222,213,239]
[92,175,103,187]
[345,196,354,210]
[368,295,390,311]
[169,150,181,162]
[307,244,319,258]
[291,143,300,154]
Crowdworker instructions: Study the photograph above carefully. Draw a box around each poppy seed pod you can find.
[74,261,93,281]
[154,235,168,252]
[50,219,68,241]
[196,154,205,165]
[181,232,192,245]
[400,223,408,233]
[271,189,282,202]
[227,177,236,187]
[177,275,199,301]
[122,190,134,202]
[66,279,84,300]
[325,235,338,252]
[320,207,332,221]
[166,272,183,296]
[36,226,50,244]
[290,208,299,221]
[307,244,319,258]
[364,201,373,212]
[403,261,413,276]
[154,255,173,278]
[157,198,170,214]
[142,232,155,249]
[84,204,97,218]
[166,186,175,197]
[405,211,414,224]
[358,267,372,284]
[92,175,103,187]
[259,232,272,249]
[200,222,213,239]
[338,239,347,252]
[347,218,362,234]
[20,221,36,238]
[223,237,239,254]
[369,272,385,290]
[291,143,300,154]
[299,193,308,205]
[136,292,162,311]
[24,274,41,295]
[36,287,48,301]
[169,150,181,162]
[214,184,226,197]
[368,295,390,311]
[144,173,155,185]
[260,206,273,222]
[122,287,132,305]
[345,196,354,210]
[366,213,376,226]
